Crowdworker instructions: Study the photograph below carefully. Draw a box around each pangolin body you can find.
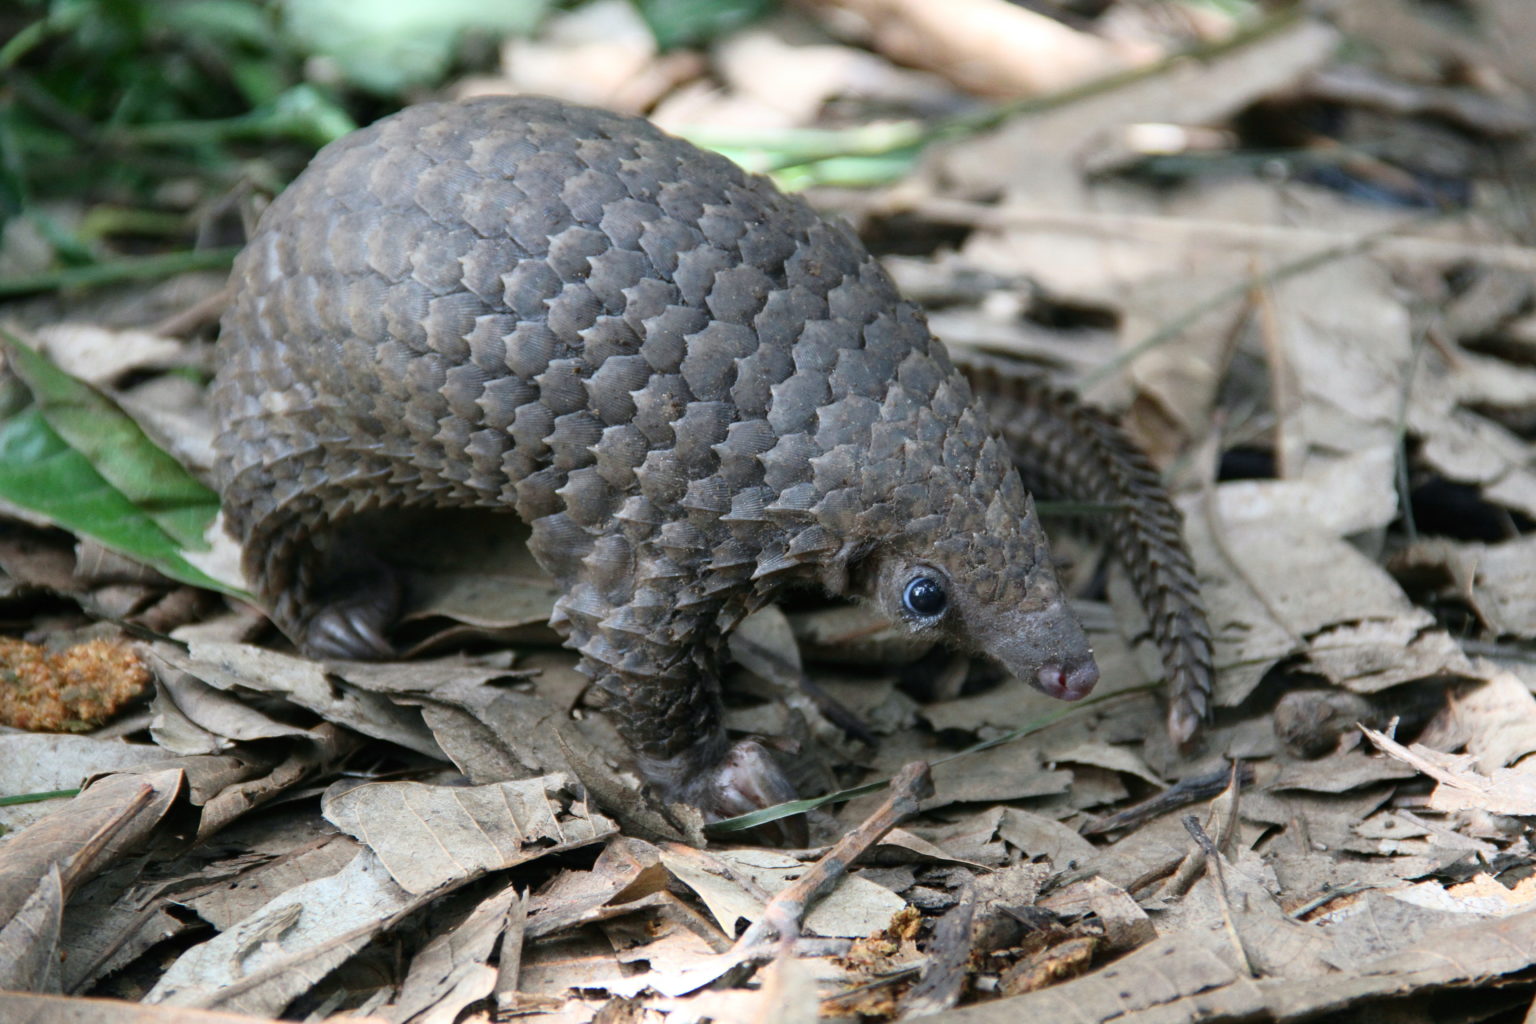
[213,95,1188,822]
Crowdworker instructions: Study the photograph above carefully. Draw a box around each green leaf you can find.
[631,0,776,49]
[152,0,284,50]
[281,0,553,94]
[4,334,215,550]
[0,331,241,596]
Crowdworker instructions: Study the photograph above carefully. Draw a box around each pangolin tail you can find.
[966,362,1214,747]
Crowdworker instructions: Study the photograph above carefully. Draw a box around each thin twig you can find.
[1183,815,1257,978]
[1082,763,1255,836]
[731,762,934,955]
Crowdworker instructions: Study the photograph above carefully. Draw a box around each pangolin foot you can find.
[679,739,808,847]
[298,563,402,660]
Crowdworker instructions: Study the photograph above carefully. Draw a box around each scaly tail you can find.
[965,362,1214,747]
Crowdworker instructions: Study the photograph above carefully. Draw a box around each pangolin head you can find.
[851,433,1100,702]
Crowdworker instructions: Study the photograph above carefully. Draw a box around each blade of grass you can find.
[112,84,356,149]
[0,788,80,808]
[0,247,238,299]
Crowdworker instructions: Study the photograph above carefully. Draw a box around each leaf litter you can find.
[5,1,1536,1022]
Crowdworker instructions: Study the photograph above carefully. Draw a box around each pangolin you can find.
[212,95,1210,826]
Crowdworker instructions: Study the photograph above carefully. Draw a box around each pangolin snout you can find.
[1035,659,1100,701]
[985,599,1100,701]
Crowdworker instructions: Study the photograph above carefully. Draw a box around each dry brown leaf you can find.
[1264,259,1409,509]
[145,845,399,1014]
[0,864,64,992]
[1455,672,1536,771]
[925,896,1536,1023]
[933,17,1338,199]
[746,951,823,1019]
[658,844,770,936]
[709,21,963,129]
[995,808,1098,866]
[29,323,187,387]
[603,916,742,1000]
[729,605,805,689]
[909,807,1012,867]
[0,769,189,995]
[1062,877,1153,953]
[805,0,1149,99]
[0,734,168,835]
[150,642,445,758]
[384,885,518,1024]
[176,833,361,932]
[1334,0,1536,95]
[322,775,616,895]
[1407,350,1536,519]
[0,770,184,925]
[521,838,668,937]
[1269,748,1419,795]
[926,742,1070,807]
[515,929,635,1001]
[1363,725,1536,816]
[1182,497,1483,710]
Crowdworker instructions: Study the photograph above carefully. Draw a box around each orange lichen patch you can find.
[0,637,151,731]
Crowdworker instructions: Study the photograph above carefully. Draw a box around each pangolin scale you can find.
[212,95,1206,826]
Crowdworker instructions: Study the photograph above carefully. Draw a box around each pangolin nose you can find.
[1035,658,1100,701]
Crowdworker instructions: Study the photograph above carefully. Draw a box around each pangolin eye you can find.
[902,575,947,618]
